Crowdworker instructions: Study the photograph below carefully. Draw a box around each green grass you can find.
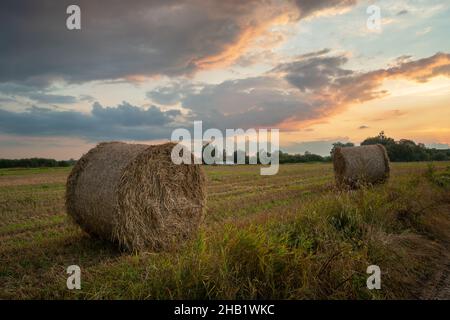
[0,162,449,299]
[426,163,450,189]
[0,166,72,176]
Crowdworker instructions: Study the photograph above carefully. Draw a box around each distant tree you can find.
[233,150,248,164]
[202,141,218,164]
[302,153,324,162]
[330,141,355,156]
[361,131,395,146]
[277,150,326,164]
[190,133,450,166]
[332,142,355,148]
[431,152,447,161]
[360,132,449,162]
[0,158,77,168]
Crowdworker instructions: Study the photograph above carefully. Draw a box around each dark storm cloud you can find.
[0,102,179,141]
[0,0,272,85]
[0,0,360,86]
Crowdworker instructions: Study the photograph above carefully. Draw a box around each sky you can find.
[0,0,449,159]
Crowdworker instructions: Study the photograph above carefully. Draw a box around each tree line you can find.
[203,131,450,164]
[1,132,448,168]
[359,131,450,162]
[0,158,76,168]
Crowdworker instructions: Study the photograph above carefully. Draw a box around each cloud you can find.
[416,26,432,36]
[180,77,315,129]
[379,52,450,82]
[91,101,180,126]
[0,97,16,103]
[370,109,407,122]
[0,83,78,104]
[79,94,95,102]
[147,74,330,130]
[3,51,449,143]
[0,102,180,141]
[273,53,353,91]
[146,82,197,105]
[294,0,357,18]
[148,51,450,131]
[1,0,360,87]
[24,93,78,104]
[279,52,450,123]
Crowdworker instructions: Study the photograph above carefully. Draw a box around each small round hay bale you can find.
[333,144,390,188]
[66,142,206,251]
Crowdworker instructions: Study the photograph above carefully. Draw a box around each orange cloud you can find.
[193,10,294,70]
[192,0,361,71]
[383,52,450,82]
[277,52,450,130]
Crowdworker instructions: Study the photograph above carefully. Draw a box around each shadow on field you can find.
[0,231,122,277]
[0,230,125,298]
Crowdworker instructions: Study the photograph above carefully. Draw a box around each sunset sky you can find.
[1,0,449,159]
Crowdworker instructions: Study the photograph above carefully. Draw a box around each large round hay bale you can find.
[333,144,390,188]
[66,142,206,251]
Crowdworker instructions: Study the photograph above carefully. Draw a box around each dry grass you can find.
[333,144,390,187]
[0,162,449,299]
[66,142,206,251]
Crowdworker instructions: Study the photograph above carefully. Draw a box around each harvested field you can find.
[0,162,450,299]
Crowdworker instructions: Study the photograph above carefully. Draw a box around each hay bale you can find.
[66,142,206,251]
[333,144,390,188]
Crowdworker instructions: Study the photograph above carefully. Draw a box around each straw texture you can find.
[333,144,390,188]
[66,142,206,251]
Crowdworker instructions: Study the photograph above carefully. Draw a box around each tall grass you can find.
[68,165,450,299]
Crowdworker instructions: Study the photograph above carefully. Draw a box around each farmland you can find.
[1,162,449,299]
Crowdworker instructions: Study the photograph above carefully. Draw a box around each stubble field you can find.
[1,162,449,299]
